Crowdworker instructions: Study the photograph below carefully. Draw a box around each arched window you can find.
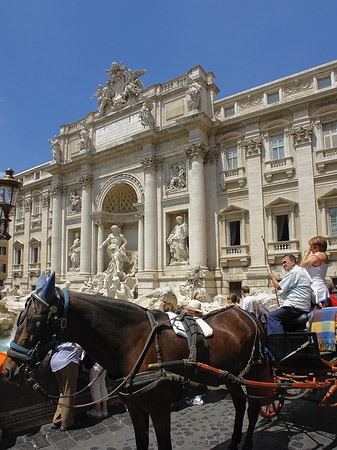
[103,184,137,213]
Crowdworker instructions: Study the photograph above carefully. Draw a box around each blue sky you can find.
[1,0,336,177]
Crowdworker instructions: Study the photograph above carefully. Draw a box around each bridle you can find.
[7,289,70,370]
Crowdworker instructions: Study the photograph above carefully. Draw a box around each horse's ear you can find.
[39,271,56,304]
[36,272,46,294]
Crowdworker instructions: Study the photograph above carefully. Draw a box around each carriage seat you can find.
[283,313,309,332]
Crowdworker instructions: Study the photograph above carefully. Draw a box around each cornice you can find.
[308,96,337,110]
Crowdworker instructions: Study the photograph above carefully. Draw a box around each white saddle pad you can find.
[166,311,213,338]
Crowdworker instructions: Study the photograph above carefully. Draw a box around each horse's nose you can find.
[3,356,15,380]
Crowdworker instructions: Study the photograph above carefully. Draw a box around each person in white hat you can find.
[187,299,202,315]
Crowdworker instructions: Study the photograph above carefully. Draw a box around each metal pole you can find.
[261,235,280,307]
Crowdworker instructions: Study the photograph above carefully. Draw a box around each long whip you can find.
[261,235,280,307]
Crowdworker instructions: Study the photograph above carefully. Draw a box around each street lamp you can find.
[0,168,22,240]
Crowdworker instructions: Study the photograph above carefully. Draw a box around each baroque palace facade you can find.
[5,60,337,295]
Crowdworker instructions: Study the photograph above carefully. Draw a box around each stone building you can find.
[5,60,337,296]
[0,241,8,289]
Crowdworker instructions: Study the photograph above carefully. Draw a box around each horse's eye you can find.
[36,321,41,328]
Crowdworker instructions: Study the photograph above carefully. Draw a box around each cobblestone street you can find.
[2,390,337,450]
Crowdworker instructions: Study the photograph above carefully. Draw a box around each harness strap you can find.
[59,290,70,335]
[10,341,32,356]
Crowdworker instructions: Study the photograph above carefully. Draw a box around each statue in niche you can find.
[69,190,81,213]
[186,81,202,111]
[100,225,128,274]
[167,216,189,264]
[167,164,186,192]
[49,135,61,163]
[78,122,90,151]
[68,232,81,270]
[140,102,155,128]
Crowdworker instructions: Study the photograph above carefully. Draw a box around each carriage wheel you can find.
[284,388,311,400]
[260,398,284,418]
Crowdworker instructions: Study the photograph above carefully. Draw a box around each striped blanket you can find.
[308,307,337,352]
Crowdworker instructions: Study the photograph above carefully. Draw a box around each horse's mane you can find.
[66,290,148,314]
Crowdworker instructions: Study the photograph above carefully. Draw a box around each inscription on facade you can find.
[96,114,143,146]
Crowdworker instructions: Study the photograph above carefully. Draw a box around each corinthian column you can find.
[51,184,64,275]
[185,142,208,267]
[141,155,161,270]
[79,174,93,275]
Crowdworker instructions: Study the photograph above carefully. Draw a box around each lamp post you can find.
[0,168,22,240]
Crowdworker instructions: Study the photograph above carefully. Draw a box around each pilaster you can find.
[291,125,317,250]
[243,138,268,279]
[204,146,219,269]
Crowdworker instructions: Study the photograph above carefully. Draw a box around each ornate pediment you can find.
[92,61,146,116]
[219,205,248,215]
[265,197,298,210]
[318,189,337,202]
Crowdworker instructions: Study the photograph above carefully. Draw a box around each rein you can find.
[24,307,166,408]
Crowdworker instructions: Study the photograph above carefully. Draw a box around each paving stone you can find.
[4,393,337,449]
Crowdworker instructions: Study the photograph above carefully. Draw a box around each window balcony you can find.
[267,240,300,264]
[13,264,23,276]
[316,147,337,173]
[28,262,41,275]
[264,156,295,182]
[327,236,337,255]
[220,167,246,190]
[31,214,42,230]
[220,244,250,267]
[15,217,24,233]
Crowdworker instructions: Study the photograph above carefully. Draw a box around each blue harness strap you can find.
[10,341,32,356]
[60,290,70,331]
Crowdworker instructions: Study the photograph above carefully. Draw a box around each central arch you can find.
[95,173,144,212]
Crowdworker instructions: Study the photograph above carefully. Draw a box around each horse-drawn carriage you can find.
[3,271,337,450]
[259,307,337,418]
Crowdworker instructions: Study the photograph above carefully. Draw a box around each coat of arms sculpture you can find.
[92,61,146,116]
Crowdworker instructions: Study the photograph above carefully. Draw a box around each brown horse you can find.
[4,272,272,450]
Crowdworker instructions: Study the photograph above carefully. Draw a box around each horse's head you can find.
[3,271,62,381]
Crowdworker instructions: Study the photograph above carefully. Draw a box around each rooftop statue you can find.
[49,135,61,163]
[92,61,146,116]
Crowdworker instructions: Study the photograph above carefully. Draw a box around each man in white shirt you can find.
[241,285,258,314]
[267,254,312,334]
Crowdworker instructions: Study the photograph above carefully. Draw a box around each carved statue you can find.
[140,102,155,128]
[69,190,81,213]
[167,216,189,264]
[167,164,186,191]
[103,272,137,302]
[100,225,128,274]
[78,123,90,150]
[92,62,146,115]
[68,232,81,270]
[49,135,61,163]
[96,85,113,117]
[186,81,202,111]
